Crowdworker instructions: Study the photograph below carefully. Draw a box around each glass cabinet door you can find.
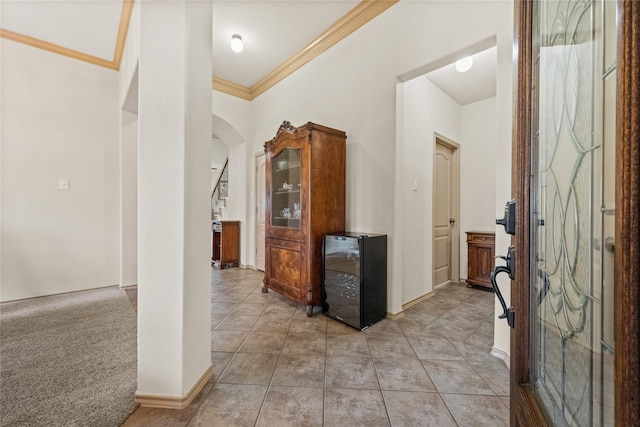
[271,148,301,229]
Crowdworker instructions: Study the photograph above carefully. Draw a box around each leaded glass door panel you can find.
[529,0,616,424]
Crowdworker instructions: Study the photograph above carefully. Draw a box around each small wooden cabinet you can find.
[466,231,495,289]
[212,220,240,269]
[263,121,346,316]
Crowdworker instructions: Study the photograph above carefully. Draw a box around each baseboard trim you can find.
[386,310,404,320]
[491,346,511,370]
[135,364,213,409]
[402,292,434,310]
[434,280,451,289]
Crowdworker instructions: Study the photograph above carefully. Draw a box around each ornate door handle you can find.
[490,246,515,328]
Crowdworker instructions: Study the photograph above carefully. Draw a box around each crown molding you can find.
[1,0,134,71]
[212,77,252,101]
[113,0,135,70]
[2,0,397,91]
[212,0,399,101]
[0,28,118,70]
[250,0,398,99]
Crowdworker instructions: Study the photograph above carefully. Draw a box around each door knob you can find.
[604,237,615,253]
[449,218,456,224]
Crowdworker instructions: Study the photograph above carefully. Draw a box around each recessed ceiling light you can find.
[230,34,244,53]
[455,56,473,73]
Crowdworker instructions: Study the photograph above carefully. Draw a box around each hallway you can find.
[123,267,509,426]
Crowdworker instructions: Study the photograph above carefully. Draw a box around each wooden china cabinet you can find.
[262,121,346,316]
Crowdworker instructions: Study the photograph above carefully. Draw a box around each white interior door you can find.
[255,154,266,271]
[433,141,454,287]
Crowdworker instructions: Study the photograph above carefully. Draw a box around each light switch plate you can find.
[59,179,69,190]
[412,178,419,191]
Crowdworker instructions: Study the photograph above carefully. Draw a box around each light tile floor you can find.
[123,267,510,426]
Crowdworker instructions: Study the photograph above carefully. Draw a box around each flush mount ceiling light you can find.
[230,34,244,53]
[455,56,473,72]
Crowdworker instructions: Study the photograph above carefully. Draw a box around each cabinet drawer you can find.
[466,233,495,243]
[268,238,302,252]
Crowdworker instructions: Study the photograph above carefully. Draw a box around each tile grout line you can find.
[190,274,507,426]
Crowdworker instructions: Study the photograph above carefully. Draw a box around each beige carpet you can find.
[1,286,137,426]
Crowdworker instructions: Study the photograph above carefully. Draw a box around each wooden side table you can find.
[212,220,240,268]
[465,231,495,289]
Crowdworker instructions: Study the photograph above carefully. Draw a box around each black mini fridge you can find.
[322,233,387,330]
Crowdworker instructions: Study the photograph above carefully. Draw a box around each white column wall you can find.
[182,0,214,391]
[493,21,515,360]
[137,0,212,397]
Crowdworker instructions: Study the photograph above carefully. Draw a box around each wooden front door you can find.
[510,1,639,425]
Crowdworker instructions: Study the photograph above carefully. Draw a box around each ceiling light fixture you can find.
[455,56,473,72]
[230,34,244,53]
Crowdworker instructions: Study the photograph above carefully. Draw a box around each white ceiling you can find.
[425,46,497,106]
[212,1,358,88]
[1,1,496,105]
[1,0,122,61]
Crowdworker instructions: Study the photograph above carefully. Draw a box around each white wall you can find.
[399,87,498,304]
[119,0,139,110]
[211,91,252,266]
[399,76,460,304]
[120,112,138,286]
[459,97,497,280]
[1,39,120,301]
[245,0,513,316]
[225,142,249,264]
[212,91,252,147]
[118,1,139,288]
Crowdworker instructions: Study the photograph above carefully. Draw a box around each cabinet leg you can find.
[306,285,313,317]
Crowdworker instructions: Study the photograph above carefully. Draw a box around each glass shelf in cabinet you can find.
[274,189,301,195]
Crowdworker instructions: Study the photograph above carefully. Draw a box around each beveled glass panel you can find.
[603,0,617,74]
[531,0,615,425]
